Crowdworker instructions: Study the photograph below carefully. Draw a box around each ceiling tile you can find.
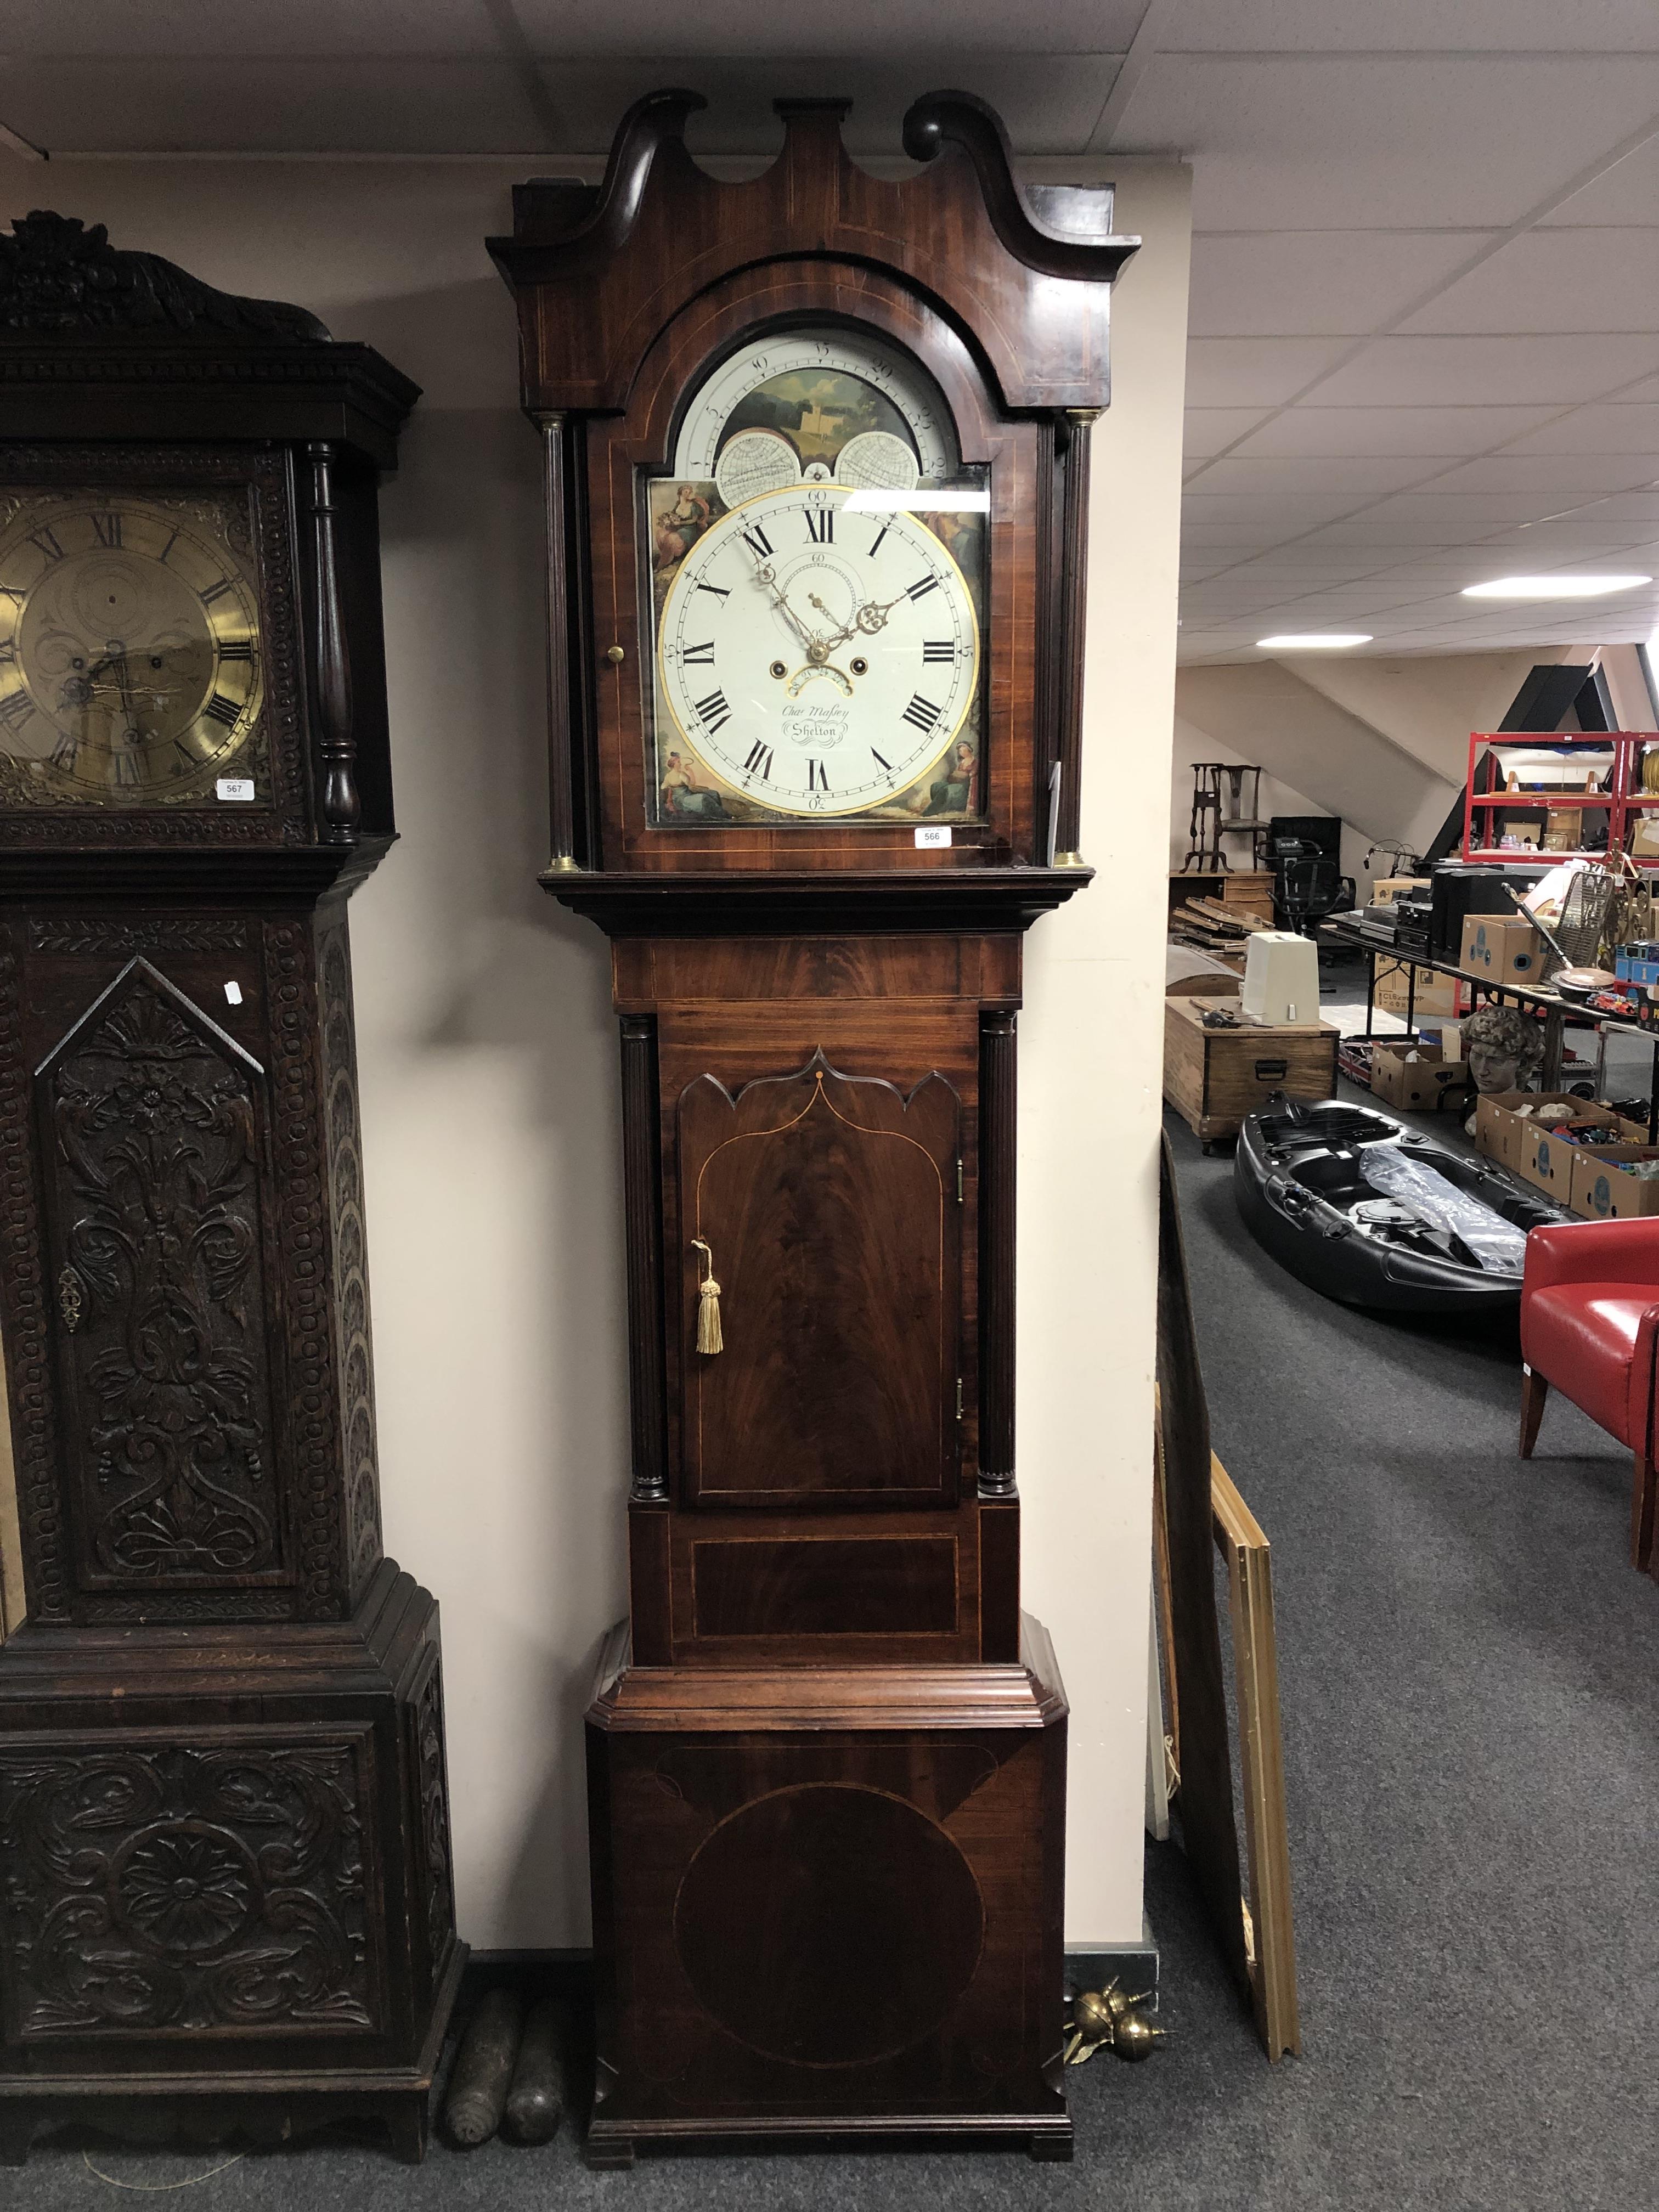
[0,59,546,154]
[1397,230,1659,337]
[1184,454,1452,496]
[661,58,1125,156]
[1417,455,1659,497]
[1128,54,1659,231]
[1498,403,1659,455]
[0,0,1147,56]
[1183,408,1279,456]
[1537,134,1659,227]
[511,0,1148,54]
[0,48,1127,157]
[1294,519,1495,545]
[1360,492,1595,520]
[1310,334,1659,406]
[1184,338,1353,407]
[1228,404,1567,458]
[1557,491,1659,521]
[1186,230,1486,338]
[1182,524,1316,546]
[1165,2,1659,53]
[0,0,502,53]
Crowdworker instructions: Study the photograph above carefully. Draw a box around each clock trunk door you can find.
[35,957,291,1599]
[678,1053,960,1511]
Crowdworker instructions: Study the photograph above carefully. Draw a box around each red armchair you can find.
[1520,1216,1659,1571]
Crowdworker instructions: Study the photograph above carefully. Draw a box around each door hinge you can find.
[956,1375,964,1421]
[956,1156,964,1204]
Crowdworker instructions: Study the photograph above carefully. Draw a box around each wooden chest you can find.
[1164,996,1340,1151]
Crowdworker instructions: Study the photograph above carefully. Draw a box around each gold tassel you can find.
[691,1237,723,1356]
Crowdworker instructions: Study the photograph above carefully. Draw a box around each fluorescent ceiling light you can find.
[1255,633,1372,649]
[1461,573,1651,599]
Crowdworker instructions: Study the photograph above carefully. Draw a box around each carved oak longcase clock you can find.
[0,216,461,2163]
[490,92,1136,2162]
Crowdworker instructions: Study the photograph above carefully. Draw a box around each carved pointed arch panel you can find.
[35,958,287,1597]
[677,1048,960,1511]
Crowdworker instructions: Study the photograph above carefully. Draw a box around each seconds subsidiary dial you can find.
[656,482,979,819]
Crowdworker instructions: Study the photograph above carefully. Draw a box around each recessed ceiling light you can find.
[1254,633,1373,649]
[1460,573,1651,599]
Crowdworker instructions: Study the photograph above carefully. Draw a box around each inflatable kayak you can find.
[1234,1095,1565,1314]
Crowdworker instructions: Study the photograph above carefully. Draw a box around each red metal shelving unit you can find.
[1462,730,1659,867]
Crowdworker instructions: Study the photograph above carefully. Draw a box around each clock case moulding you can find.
[0,213,463,2165]
[490,92,1138,2162]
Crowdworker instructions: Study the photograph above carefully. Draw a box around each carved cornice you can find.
[0,218,420,461]
[901,92,1139,282]
[490,89,1140,414]
[0,211,330,342]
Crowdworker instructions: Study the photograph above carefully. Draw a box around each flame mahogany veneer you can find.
[489,89,1138,2162]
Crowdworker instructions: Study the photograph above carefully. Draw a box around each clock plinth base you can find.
[0,1943,466,2169]
[0,1564,463,2167]
[584,1615,1069,2157]
[584,2110,1074,2168]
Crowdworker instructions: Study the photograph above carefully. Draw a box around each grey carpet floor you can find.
[7,1102,1657,2209]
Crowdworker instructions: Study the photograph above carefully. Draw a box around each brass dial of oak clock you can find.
[0,490,263,806]
[646,323,988,827]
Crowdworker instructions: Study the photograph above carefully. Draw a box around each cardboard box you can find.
[1460,914,1547,982]
[1569,1146,1659,1220]
[1518,1116,1626,1200]
[1474,1092,1651,1170]
[1472,1091,1577,1169]
[1374,957,1462,1019]
[1368,1041,1475,1115]
[1372,876,1430,907]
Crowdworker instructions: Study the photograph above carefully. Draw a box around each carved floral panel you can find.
[40,959,286,1591]
[0,1736,377,2038]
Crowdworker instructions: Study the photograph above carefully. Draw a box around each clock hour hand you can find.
[812,589,906,650]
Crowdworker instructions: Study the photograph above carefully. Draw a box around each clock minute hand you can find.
[744,550,816,650]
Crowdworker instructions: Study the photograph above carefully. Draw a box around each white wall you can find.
[0,147,1191,1948]
[1021,160,1193,1942]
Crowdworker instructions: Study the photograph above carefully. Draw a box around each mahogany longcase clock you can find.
[0,215,461,2162]
[490,92,1136,2161]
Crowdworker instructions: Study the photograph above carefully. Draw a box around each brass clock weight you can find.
[0,214,461,2163]
[490,90,1137,2160]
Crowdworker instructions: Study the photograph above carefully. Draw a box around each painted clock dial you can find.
[0,492,263,807]
[672,326,956,486]
[648,323,986,827]
[656,481,980,819]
